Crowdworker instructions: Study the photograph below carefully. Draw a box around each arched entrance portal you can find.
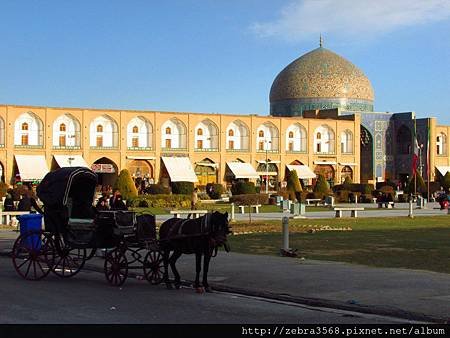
[0,161,4,183]
[195,158,217,186]
[314,165,335,185]
[127,159,154,193]
[92,157,118,187]
[341,166,353,182]
[256,160,278,192]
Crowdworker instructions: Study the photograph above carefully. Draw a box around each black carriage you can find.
[11,167,164,286]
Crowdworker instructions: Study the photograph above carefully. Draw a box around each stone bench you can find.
[238,204,261,214]
[170,210,208,219]
[333,207,365,218]
[305,199,322,206]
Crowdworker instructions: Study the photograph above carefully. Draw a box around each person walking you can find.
[187,188,198,219]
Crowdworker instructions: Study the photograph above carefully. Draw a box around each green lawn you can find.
[227,216,450,274]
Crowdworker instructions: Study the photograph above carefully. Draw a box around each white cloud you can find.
[251,0,450,41]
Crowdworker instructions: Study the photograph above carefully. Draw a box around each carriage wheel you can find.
[51,236,86,278]
[12,230,55,281]
[143,250,164,285]
[104,248,128,286]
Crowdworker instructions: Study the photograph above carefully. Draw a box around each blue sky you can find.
[0,0,449,122]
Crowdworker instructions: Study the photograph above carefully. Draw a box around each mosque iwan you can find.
[1,39,449,190]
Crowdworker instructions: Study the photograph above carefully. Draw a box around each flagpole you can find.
[414,117,417,196]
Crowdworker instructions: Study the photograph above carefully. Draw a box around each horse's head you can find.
[210,211,231,252]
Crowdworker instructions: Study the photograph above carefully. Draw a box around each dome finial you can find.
[319,34,323,47]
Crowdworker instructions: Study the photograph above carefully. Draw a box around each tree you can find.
[406,173,426,195]
[114,169,138,201]
[314,174,329,194]
[441,172,450,193]
[343,176,352,190]
[286,170,302,202]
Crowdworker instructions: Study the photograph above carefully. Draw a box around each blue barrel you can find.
[18,214,43,249]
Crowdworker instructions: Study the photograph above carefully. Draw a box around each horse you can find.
[159,211,231,292]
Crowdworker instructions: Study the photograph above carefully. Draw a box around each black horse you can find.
[159,211,231,292]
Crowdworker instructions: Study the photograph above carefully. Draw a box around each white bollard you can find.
[230,203,235,221]
[408,199,414,218]
[282,216,289,251]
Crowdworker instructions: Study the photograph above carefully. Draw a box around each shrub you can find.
[114,169,138,201]
[231,181,256,195]
[286,170,302,202]
[130,194,192,209]
[171,181,194,195]
[145,184,171,195]
[197,192,210,200]
[206,183,224,199]
[314,174,329,194]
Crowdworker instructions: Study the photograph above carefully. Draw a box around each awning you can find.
[286,165,316,179]
[54,155,88,168]
[339,162,358,166]
[15,155,49,181]
[226,162,259,179]
[314,161,337,165]
[195,161,219,168]
[126,156,156,160]
[436,166,450,176]
[162,157,198,182]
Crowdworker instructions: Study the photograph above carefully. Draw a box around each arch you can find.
[314,124,335,154]
[360,125,374,182]
[286,123,307,152]
[437,132,447,155]
[92,157,118,187]
[0,161,4,182]
[341,165,353,182]
[161,118,187,149]
[396,125,411,155]
[89,115,119,148]
[257,160,278,192]
[127,159,153,179]
[194,119,219,150]
[340,129,353,154]
[14,112,44,146]
[314,164,335,183]
[256,122,279,152]
[52,114,81,148]
[195,158,217,185]
[226,120,250,151]
[127,116,153,149]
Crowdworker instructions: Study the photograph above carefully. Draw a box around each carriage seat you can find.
[68,217,96,230]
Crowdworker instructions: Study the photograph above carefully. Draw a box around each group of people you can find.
[95,189,127,212]
[3,188,43,213]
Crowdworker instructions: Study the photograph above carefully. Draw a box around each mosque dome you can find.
[269,41,374,117]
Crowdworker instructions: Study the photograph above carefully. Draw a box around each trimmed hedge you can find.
[114,169,138,201]
[231,181,256,195]
[130,194,192,208]
[230,193,269,206]
[171,181,194,195]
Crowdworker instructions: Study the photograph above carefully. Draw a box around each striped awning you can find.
[162,157,198,182]
[286,165,316,179]
[226,162,259,179]
[15,155,49,181]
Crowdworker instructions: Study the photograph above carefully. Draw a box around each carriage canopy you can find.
[37,167,98,207]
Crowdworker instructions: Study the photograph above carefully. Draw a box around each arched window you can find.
[166,127,171,135]
[314,126,335,154]
[60,123,66,132]
[341,130,353,154]
[21,123,28,131]
[226,120,250,151]
[259,130,264,138]
[132,126,139,133]
[288,131,294,138]
[97,124,103,133]
[228,129,234,137]
[197,129,203,136]
[437,132,447,155]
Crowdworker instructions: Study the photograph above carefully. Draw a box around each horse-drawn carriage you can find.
[12,166,231,291]
[11,167,164,286]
